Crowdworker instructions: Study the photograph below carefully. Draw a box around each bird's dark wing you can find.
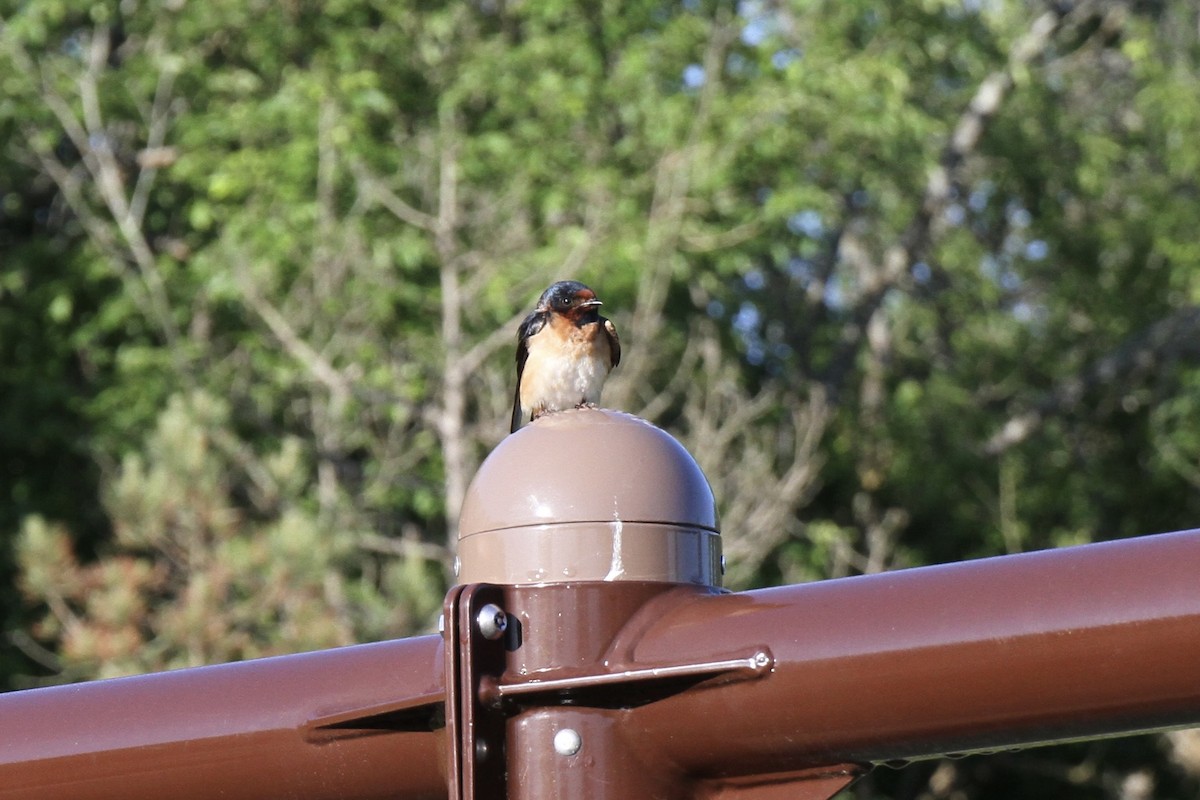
[603,317,621,369]
[510,375,524,434]
[511,311,547,433]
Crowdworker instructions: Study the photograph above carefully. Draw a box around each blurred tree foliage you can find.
[2,0,1200,796]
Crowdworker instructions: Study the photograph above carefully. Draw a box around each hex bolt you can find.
[553,727,582,756]
[476,604,508,640]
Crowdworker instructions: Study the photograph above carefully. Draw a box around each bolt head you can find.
[476,603,508,640]
[553,727,582,756]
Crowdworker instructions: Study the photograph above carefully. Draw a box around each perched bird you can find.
[511,280,621,433]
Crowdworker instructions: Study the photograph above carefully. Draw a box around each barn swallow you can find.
[511,280,621,433]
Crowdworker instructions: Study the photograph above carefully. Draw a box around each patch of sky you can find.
[943,203,966,226]
[682,63,706,90]
[63,32,84,59]
[771,342,794,362]
[746,341,766,366]
[787,210,824,238]
[787,257,813,283]
[823,280,845,311]
[744,269,766,291]
[1011,299,1048,328]
[980,254,1000,280]
[738,0,775,47]
[742,17,770,46]
[729,292,772,369]
[968,181,993,213]
[772,48,801,70]
[1007,202,1031,228]
[726,51,752,77]
[733,301,761,334]
[999,268,1021,292]
[981,253,1024,293]
[911,261,932,284]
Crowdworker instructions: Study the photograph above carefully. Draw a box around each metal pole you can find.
[0,637,446,800]
[2,410,1199,800]
[2,531,1198,799]
[622,529,1200,778]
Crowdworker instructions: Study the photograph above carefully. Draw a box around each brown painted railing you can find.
[3,411,1197,799]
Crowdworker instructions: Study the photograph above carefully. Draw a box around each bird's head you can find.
[537,280,603,320]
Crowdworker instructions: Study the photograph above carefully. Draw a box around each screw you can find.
[476,604,508,640]
[754,651,771,668]
[553,728,582,756]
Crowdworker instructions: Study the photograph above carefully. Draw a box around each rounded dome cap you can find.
[457,409,721,586]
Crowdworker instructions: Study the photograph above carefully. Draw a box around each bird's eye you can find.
[556,296,572,308]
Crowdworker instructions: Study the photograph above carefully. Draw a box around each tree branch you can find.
[821,2,1090,397]
[240,279,354,407]
[76,25,181,350]
[986,306,1200,455]
[353,161,439,232]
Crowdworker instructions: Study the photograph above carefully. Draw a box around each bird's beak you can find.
[580,299,603,308]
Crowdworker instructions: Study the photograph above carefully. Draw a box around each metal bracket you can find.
[482,648,774,710]
[302,689,444,742]
[444,584,509,800]
[443,583,850,799]
[699,765,866,800]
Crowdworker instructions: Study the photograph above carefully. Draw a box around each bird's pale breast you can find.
[520,321,613,414]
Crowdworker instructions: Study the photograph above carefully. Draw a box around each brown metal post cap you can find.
[457,408,721,586]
